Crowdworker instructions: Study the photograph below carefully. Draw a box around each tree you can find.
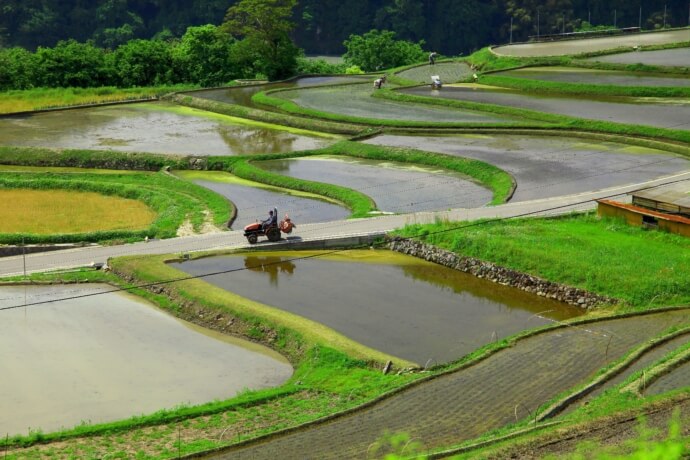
[222,0,300,80]
[111,39,173,87]
[343,29,426,72]
[34,40,108,87]
[172,24,237,86]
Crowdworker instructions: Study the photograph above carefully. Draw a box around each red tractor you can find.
[243,208,295,244]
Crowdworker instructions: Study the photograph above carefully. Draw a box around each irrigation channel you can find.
[0,284,292,437]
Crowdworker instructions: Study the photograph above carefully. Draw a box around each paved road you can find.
[2,170,688,278]
[492,29,690,57]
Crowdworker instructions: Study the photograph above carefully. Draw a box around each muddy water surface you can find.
[0,102,334,155]
[256,156,493,212]
[365,133,690,201]
[586,47,690,67]
[0,284,292,436]
[172,250,584,365]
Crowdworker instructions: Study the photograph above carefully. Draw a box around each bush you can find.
[343,29,426,72]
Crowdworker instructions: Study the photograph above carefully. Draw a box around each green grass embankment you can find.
[478,74,690,97]
[0,85,196,114]
[393,212,690,309]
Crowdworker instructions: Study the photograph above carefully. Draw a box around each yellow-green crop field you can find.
[0,189,156,234]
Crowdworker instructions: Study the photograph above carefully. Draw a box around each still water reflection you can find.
[173,251,584,365]
[0,284,292,436]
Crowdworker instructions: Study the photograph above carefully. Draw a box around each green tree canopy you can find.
[222,0,300,80]
[343,29,426,72]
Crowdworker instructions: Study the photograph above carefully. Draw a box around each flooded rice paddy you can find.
[191,76,370,108]
[256,156,494,212]
[396,62,473,84]
[645,356,690,396]
[175,171,350,226]
[495,66,690,87]
[0,284,292,436]
[585,47,690,67]
[402,85,690,130]
[0,102,335,155]
[172,250,584,365]
[492,29,690,57]
[365,133,690,201]
[276,83,511,123]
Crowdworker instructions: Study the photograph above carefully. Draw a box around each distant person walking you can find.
[429,52,438,65]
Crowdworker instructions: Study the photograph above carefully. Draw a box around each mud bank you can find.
[386,237,617,309]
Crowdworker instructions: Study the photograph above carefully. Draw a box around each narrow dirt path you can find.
[204,310,689,459]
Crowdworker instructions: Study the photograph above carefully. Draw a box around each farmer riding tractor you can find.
[243,207,295,244]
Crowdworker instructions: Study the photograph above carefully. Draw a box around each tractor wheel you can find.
[247,233,258,244]
[267,227,281,242]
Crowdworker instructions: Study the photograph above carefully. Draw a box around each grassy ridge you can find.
[393,212,690,309]
[479,73,690,97]
[0,85,195,114]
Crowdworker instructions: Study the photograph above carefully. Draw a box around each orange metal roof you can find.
[598,199,690,225]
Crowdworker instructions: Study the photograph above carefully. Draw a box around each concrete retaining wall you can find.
[386,237,617,309]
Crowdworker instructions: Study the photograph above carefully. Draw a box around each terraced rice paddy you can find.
[585,47,690,67]
[192,76,370,108]
[256,155,494,212]
[645,357,690,396]
[207,309,690,459]
[365,133,690,201]
[0,189,156,234]
[172,250,583,364]
[0,284,292,437]
[396,62,473,84]
[275,83,510,123]
[0,102,336,155]
[402,85,690,130]
[494,66,690,87]
[174,170,350,226]
[492,29,690,57]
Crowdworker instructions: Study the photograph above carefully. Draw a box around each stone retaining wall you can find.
[386,237,617,309]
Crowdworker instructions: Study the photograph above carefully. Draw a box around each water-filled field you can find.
[192,76,370,108]
[172,250,584,365]
[396,62,473,84]
[492,29,690,57]
[645,357,690,396]
[585,47,690,67]
[175,170,350,226]
[494,66,690,87]
[275,83,511,123]
[0,284,292,436]
[256,155,494,212]
[365,133,690,201]
[0,102,336,155]
[402,85,690,130]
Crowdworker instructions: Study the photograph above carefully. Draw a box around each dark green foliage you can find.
[343,30,427,72]
[111,39,173,87]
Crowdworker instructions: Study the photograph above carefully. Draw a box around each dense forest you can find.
[1,0,688,56]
